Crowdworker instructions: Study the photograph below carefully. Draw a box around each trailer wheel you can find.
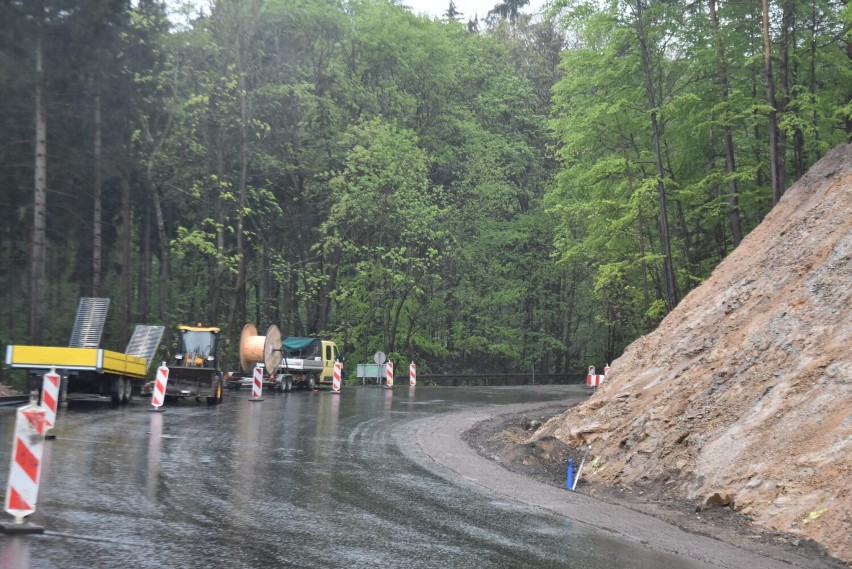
[111,377,123,404]
[306,375,316,391]
[283,376,293,392]
[122,378,134,404]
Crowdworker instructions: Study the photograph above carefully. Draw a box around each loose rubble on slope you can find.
[532,143,852,564]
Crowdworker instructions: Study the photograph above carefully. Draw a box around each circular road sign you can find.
[373,351,386,365]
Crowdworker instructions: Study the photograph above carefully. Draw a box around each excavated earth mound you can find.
[534,143,852,563]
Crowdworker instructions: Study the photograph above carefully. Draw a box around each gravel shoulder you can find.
[397,396,848,569]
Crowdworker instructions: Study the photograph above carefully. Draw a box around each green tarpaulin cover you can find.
[282,336,319,353]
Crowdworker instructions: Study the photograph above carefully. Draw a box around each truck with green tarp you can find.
[276,336,342,391]
[225,335,342,392]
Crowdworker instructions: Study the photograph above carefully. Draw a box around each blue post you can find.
[566,459,574,490]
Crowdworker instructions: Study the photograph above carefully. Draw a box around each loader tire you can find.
[207,376,224,404]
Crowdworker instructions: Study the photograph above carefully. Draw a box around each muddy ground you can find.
[461,400,848,567]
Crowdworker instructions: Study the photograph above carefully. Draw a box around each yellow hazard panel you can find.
[101,350,148,379]
[6,346,100,369]
[6,346,148,379]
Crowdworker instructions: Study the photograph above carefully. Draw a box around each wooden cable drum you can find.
[239,323,283,374]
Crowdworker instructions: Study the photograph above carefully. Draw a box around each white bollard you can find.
[41,369,60,433]
[409,362,416,387]
[385,361,394,388]
[149,364,169,411]
[2,396,46,532]
[571,445,592,491]
[332,361,342,394]
[250,366,264,401]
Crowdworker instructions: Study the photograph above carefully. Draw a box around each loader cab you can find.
[175,325,220,369]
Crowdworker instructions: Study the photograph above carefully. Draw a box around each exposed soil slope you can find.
[534,143,852,563]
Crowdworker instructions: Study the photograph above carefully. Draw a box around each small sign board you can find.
[373,351,386,365]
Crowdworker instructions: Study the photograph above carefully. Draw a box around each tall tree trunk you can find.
[635,1,677,311]
[140,112,172,324]
[778,0,793,188]
[847,0,852,138]
[314,246,341,332]
[149,174,169,328]
[708,0,743,247]
[227,45,249,335]
[92,90,103,297]
[140,203,151,322]
[120,172,131,336]
[29,21,47,345]
[762,0,783,205]
[207,134,226,324]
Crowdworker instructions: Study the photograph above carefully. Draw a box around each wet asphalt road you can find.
[0,386,793,568]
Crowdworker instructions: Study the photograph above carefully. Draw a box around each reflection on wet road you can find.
[0,386,707,568]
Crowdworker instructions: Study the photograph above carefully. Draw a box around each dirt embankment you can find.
[532,144,852,564]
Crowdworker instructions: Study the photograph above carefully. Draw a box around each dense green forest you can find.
[0,0,849,378]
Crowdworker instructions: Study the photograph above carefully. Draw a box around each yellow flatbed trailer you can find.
[6,346,148,378]
[6,345,149,403]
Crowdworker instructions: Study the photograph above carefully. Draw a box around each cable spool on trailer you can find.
[239,323,284,374]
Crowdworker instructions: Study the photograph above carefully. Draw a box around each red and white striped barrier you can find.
[4,400,46,524]
[386,361,394,388]
[586,365,605,388]
[251,366,264,400]
[587,374,605,387]
[150,364,169,410]
[332,361,342,393]
[409,362,416,387]
[41,369,60,432]
[604,363,610,376]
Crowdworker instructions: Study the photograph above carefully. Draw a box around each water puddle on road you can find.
[0,386,763,568]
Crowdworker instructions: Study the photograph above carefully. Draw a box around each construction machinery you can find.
[231,323,341,391]
[165,324,225,403]
[4,297,164,404]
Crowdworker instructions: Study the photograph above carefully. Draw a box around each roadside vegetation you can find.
[0,0,848,379]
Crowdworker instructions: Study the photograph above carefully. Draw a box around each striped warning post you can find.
[332,361,342,393]
[587,374,604,388]
[604,363,610,376]
[41,369,60,432]
[250,366,264,401]
[586,365,604,388]
[150,364,169,411]
[385,361,394,388]
[4,400,46,525]
[409,362,416,387]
